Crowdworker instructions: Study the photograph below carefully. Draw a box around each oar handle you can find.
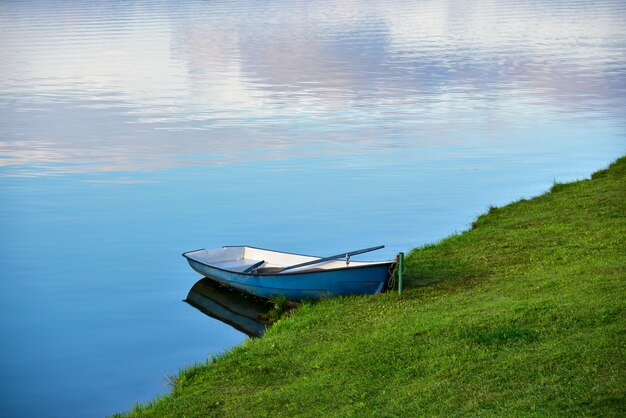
[281,245,385,272]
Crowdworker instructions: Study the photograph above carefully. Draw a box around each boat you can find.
[185,278,274,337]
[182,245,395,300]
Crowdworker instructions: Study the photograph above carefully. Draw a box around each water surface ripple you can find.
[1,0,624,174]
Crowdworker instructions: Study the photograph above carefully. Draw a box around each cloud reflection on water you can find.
[0,0,624,175]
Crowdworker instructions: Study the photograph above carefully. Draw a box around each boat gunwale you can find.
[182,245,395,277]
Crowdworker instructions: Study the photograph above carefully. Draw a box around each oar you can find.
[253,245,385,274]
[242,260,266,273]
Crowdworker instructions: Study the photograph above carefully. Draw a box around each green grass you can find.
[117,156,626,417]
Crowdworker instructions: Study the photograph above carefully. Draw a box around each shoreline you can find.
[116,156,625,417]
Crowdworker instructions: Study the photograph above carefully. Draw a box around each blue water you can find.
[1,1,625,416]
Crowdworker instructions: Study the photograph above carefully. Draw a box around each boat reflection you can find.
[184,278,274,338]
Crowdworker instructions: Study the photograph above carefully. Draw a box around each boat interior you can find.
[184,246,381,274]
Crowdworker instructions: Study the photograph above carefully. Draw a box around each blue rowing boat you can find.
[182,245,395,301]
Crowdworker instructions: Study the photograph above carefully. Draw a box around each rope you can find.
[387,255,406,290]
[387,259,398,289]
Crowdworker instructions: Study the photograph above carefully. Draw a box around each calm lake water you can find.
[1,0,625,416]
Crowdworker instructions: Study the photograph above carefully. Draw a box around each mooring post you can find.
[398,252,404,295]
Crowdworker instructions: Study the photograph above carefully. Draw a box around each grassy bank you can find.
[120,157,625,417]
